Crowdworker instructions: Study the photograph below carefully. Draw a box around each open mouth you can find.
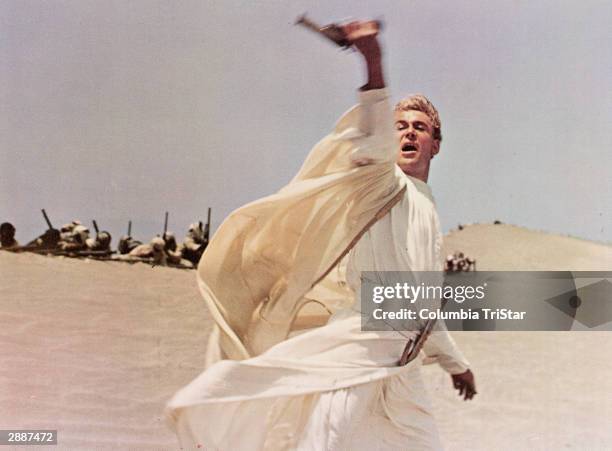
[402,143,418,153]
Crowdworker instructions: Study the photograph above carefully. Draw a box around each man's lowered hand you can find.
[452,369,477,401]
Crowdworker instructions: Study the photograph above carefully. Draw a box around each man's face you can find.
[395,109,440,181]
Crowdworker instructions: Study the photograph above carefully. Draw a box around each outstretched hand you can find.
[340,20,384,90]
[340,20,382,61]
[451,369,477,401]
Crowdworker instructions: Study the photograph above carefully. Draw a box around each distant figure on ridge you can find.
[60,220,82,241]
[60,224,90,252]
[181,222,208,266]
[86,231,113,252]
[127,236,167,266]
[163,232,183,265]
[445,251,476,273]
[0,222,19,249]
[118,235,142,254]
[26,228,61,250]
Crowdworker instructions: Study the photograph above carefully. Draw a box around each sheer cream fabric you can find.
[189,89,402,361]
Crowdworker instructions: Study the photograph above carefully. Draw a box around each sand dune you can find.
[1,252,209,450]
[443,223,611,271]
[430,224,612,450]
[1,224,611,449]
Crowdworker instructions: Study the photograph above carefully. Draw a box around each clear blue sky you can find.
[1,0,610,244]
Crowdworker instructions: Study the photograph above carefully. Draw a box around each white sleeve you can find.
[333,88,397,166]
[422,319,470,375]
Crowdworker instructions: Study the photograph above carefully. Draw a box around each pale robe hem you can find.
[167,317,418,408]
[166,313,427,450]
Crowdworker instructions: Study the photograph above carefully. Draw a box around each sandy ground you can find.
[1,224,611,450]
[1,251,209,450]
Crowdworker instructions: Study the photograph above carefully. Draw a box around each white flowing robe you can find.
[166,89,469,450]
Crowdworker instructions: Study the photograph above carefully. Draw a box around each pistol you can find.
[295,14,383,49]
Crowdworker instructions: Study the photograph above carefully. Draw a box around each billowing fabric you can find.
[192,89,403,360]
[167,89,468,450]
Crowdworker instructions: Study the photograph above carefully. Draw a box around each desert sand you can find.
[1,224,611,450]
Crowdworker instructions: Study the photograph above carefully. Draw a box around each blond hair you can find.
[394,94,442,142]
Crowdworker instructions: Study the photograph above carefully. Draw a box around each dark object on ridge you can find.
[25,209,61,249]
[0,222,19,249]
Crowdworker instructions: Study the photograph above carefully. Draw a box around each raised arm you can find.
[330,21,396,166]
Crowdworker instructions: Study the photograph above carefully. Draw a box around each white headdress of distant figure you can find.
[72,225,89,244]
[151,237,165,251]
[188,222,205,242]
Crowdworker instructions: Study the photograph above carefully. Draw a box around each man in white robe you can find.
[167,20,476,450]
